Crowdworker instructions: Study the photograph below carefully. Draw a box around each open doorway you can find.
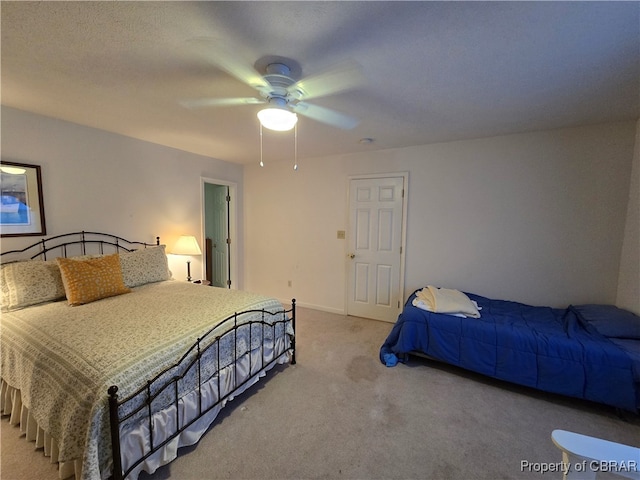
[202,178,237,289]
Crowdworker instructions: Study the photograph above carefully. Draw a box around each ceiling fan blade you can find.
[186,37,271,91]
[289,61,364,100]
[292,102,359,130]
[180,97,264,109]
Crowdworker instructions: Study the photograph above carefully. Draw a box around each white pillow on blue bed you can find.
[572,304,640,340]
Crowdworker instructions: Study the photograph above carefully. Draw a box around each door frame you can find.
[345,172,409,320]
[201,177,238,289]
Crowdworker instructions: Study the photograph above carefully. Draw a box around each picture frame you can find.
[0,161,47,237]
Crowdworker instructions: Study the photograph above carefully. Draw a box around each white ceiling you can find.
[2,1,639,165]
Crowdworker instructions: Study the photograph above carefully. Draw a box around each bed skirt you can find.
[1,335,292,480]
[1,380,80,478]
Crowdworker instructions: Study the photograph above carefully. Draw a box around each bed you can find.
[0,231,296,480]
[379,286,639,412]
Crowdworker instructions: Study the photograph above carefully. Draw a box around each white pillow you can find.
[1,260,66,311]
[415,285,481,318]
[119,245,171,288]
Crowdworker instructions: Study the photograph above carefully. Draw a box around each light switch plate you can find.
[337,230,346,239]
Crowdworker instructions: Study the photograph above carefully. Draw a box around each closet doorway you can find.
[346,173,408,322]
[202,178,237,289]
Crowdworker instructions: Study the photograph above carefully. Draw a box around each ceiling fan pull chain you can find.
[293,123,298,171]
[259,123,264,167]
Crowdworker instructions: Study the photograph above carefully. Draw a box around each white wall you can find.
[1,106,244,286]
[3,107,636,313]
[244,121,637,311]
[616,119,640,314]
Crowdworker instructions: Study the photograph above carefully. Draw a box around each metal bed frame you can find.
[109,302,296,480]
[0,230,160,261]
[1,231,296,480]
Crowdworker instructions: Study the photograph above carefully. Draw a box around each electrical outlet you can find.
[337,230,346,239]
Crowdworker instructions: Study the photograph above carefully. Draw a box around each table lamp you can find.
[172,235,202,281]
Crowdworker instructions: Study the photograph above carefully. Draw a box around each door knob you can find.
[349,254,355,259]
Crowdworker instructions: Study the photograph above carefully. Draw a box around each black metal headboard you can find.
[0,231,160,263]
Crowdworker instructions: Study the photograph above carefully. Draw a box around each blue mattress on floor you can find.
[380,290,639,412]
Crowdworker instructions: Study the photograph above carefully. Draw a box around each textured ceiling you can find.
[2,1,639,165]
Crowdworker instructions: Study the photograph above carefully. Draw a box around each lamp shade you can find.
[257,108,298,131]
[172,235,202,256]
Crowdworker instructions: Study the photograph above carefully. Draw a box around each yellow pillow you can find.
[57,254,130,306]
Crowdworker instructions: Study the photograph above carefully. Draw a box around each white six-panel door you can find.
[347,176,405,322]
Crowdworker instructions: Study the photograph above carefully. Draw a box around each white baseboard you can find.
[278,298,345,316]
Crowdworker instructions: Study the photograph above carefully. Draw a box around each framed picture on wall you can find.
[0,161,47,237]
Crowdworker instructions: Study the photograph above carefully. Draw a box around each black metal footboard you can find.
[108,300,296,480]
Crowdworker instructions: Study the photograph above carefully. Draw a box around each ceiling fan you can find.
[180,45,364,131]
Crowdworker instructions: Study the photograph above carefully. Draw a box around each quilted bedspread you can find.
[0,281,288,480]
[380,290,638,412]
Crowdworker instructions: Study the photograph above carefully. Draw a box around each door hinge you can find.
[398,300,401,308]
[227,279,232,287]
[399,246,402,254]
[226,195,231,202]
[226,238,231,244]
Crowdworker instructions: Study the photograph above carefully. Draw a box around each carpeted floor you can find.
[2,306,639,479]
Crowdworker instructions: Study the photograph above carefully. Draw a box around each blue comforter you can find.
[380,291,639,412]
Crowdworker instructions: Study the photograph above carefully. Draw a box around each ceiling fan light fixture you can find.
[257,107,298,131]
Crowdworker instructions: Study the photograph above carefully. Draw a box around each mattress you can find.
[380,290,638,411]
